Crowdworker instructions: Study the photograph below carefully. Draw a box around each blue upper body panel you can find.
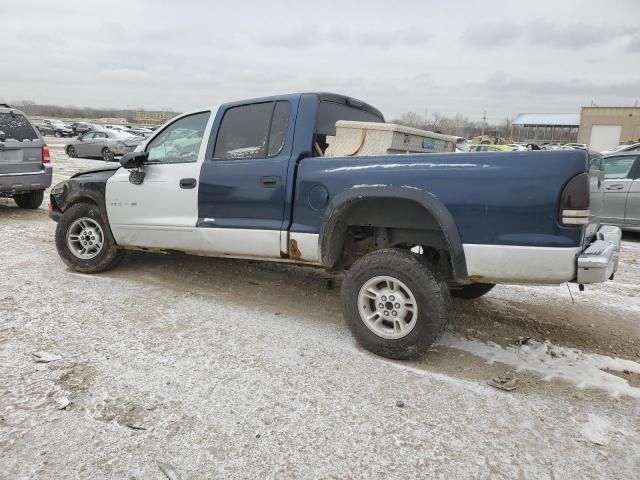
[290,150,588,248]
[197,92,588,249]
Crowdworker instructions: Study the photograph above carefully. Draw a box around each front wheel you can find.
[55,202,125,273]
[67,145,77,158]
[102,147,114,162]
[341,248,450,360]
[14,190,44,209]
[450,283,495,299]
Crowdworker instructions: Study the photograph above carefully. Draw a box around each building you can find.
[132,110,176,126]
[578,107,640,151]
[511,113,580,144]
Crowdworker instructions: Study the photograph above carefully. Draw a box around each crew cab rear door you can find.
[197,99,295,257]
[106,110,213,249]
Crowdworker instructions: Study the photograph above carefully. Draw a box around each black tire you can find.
[13,190,44,209]
[55,202,125,273]
[341,248,450,360]
[102,148,114,162]
[67,145,77,158]
[55,131,62,138]
[450,283,495,299]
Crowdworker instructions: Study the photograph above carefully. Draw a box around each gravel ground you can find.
[1,138,639,479]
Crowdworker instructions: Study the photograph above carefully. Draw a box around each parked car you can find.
[38,119,74,137]
[469,144,513,152]
[0,104,52,208]
[602,142,640,155]
[127,126,154,137]
[600,152,640,232]
[506,143,527,151]
[65,129,142,161]
[48,92,620,360]
[70,122,95,136]
[564,143,588,149]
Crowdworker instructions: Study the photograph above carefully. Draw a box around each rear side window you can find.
[314,101,383,155]
[316,101,383,137]
[0,112,38,142]
[213,101,290,160]
[604,157,636,179]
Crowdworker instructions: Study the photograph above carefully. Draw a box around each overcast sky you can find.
[1,0,639,121]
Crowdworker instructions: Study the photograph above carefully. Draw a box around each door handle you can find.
[606,185,624,191]
[261,176,281,188]
[179,178,197,189]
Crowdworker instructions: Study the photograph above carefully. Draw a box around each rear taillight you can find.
[42,145,51,164]
[560,173,590,225]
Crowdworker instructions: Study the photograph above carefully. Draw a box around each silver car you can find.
[65,129,141,162]
[601,152,640,231]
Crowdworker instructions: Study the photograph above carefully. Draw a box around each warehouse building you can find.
[577,107,640,151]
[511,113,580,144]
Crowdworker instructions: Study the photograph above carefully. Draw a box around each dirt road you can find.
[1,138,639,479]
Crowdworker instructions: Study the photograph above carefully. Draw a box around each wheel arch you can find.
[319,187,468,282]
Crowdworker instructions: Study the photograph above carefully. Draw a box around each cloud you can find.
[529,21,635,49]
[258,27,432,50]
[461,20,636,51]
[625,34,640,53]
[459,24,522,47]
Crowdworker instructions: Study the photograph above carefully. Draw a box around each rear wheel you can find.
[341,248,450,360]
[55,202,125,273]
[450,283,495,299]
[67,145,77,158]
[102,147,114,162]
[14,190,44,209]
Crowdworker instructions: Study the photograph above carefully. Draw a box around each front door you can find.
[602,155,637,224]
[75,132,94,156]
[625,159,640,227]
[197,100,294,258]
[106,110,212,249]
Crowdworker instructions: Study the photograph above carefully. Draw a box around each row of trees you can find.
[391,111,513,139]
[5,100,178,122]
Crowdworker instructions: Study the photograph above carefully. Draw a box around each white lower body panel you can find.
[463,244,581,284]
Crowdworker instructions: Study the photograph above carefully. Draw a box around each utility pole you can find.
[424,108,428,129]
[481,111,487,135]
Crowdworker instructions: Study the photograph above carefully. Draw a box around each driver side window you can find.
[146,112,210,164]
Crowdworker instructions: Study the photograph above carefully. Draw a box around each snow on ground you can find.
[442,334,640,398]
[1,139,639,478]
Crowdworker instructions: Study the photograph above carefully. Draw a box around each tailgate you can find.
[0,112,44,174]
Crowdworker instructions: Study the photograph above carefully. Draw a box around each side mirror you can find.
[120,151,148,169]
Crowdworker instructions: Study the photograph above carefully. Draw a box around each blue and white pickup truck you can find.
[49,92,621,359]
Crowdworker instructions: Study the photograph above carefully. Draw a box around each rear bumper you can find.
[0,166,52,194]
[576,225,622,284]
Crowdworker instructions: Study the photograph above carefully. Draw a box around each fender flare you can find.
[318,186,468,282]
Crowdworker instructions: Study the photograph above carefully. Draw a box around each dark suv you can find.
[0,104,52,208]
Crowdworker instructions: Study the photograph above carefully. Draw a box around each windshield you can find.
[0,112,39,142]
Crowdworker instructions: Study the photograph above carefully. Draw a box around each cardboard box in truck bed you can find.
[325,120,457,157]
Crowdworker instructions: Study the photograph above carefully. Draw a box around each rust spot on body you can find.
[289,238,302,260]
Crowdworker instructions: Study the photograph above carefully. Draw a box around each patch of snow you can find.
[441,333,640,399]
[581,414,611,446]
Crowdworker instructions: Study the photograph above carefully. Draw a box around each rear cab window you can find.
[314,100,384,155]
[0,112,39,143]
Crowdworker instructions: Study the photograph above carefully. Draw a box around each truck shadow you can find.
[111,248,637,360]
